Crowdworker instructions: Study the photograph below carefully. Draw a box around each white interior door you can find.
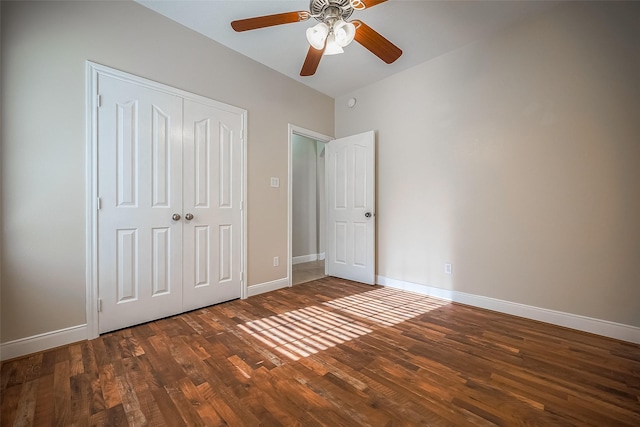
[182,99,243,310]
[97,75,184,333]
[95,69,245,334]
[326,130,376,284]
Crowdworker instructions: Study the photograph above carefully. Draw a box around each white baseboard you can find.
[0,324,88,361]
[247,277,290,297]
[6,278,634,361]
[292,254,318,265]
[292,253,325,264]
[377,276,640,344]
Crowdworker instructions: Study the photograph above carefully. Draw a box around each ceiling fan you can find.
[231,0,402,76]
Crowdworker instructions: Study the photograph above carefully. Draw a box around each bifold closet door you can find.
[97,75,184,333]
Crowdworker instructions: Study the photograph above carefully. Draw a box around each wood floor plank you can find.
[196,379,251,426]
[145,334,187,385]
[104,403,129,427]
[97,363,121,410]
[11,379,39,427]
[68,373,92,425]
[2,277,640,426]
[88,373,106,415]
[233,366,304,426]
[177,377,227,426]
[69,344,85,376]
[150,386,188,427]
[32,374,55,425]
[250,366,324,427]
[1,384,22,426]
[359,365,474,426]
[90,337,111,369]
[52,360,70,427]
[164,382,207,426]
[114,369,147,426]
[290,359,398,426]
[123,373,165,425]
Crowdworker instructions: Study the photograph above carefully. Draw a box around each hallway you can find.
[292,260,325,285]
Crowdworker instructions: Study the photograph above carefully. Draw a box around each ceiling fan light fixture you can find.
[324,33,344,55]
[333,20,356,47]
[231,0,403,77]
[306,22,329,50]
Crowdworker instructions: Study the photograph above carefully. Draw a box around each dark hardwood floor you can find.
[2,277,639,426]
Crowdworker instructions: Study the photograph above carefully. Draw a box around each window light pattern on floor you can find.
[238,306,372,361]
[323,287,448,326]
[239,287,448,361]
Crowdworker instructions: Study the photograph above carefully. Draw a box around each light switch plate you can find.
[270,177,280,188]
[444,263,452,275]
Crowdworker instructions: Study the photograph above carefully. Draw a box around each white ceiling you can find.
[136,0,560,98]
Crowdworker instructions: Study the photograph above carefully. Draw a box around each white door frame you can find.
[288,125,333,286]
[85,62,248,339]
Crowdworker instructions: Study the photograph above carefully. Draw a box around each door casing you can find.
[85,62,247,339]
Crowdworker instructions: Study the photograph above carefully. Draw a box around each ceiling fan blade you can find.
[352,20,402,64]
[231,11,309,32]
[360,0,389,8]
[300,45,326,76]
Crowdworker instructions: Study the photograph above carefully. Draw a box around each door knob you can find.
[365,212,372,218]
[172,213,181,221]
[185,213,194,220]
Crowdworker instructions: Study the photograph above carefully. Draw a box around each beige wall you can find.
[335,1,640,327]
[0,1,333,343]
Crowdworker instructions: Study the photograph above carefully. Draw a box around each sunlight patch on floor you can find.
[323,287,448,326]
[239,287,449,361]
[238,306,372,361]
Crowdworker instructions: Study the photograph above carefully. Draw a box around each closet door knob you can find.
[185,213,194,220]
[172,213,181,221]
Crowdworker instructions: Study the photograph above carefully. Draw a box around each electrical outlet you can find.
[444,263,452,275]
[273,256,279,267]
[270,177,280,188]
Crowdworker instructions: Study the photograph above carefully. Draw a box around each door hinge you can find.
[97,197,102,211]
[97,94,102,108]
[97,298,103,312]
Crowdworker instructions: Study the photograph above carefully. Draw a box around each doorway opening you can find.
[288,125,332,286]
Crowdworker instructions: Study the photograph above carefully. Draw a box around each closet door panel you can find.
[97,74,183,333]
[182,99,243,310]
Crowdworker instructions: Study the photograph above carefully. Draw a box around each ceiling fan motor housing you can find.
[310,0,354,23]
